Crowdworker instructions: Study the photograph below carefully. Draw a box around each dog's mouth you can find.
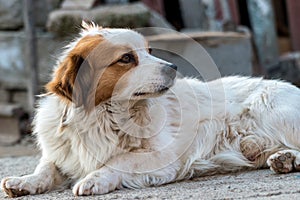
[133,86,170,97]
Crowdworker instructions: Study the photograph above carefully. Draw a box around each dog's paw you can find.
[267,150,300,173]
[1,175,52,197]
[73,176,114,196]
[72,169,121,196]
[1,177,33,198]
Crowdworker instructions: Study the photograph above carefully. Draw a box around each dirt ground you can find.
[1,153,300,200]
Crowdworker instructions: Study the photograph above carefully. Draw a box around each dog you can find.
[2,21,300,197]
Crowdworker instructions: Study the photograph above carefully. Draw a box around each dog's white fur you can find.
[2,22,300,197]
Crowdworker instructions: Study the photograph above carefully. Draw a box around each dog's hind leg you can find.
[267,149,300,173]
[1,159,64,197]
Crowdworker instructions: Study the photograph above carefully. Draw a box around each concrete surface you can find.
[1,155,300,199]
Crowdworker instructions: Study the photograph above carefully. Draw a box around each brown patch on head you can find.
[95,63,133,105]
[94,50,138,105]
[46,33,138,111]
[46,35,104,107]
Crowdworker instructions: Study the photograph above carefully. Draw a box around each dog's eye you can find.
[119,53,135,64]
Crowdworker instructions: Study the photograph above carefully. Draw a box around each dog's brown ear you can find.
[46,54,93,108]
[46,35,104,110]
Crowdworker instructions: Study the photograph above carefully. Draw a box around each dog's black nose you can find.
[168,64,177,71]
[161,64,177,80]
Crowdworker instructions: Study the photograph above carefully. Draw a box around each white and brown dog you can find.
[2,21,300,197]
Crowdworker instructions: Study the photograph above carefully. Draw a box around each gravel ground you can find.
[1,156,300,199]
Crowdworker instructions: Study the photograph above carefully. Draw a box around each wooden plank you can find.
[228,0,240,25]
[23,0,39,112]
[247,0,279,70]
[147,31,250,42]
[148,31,252,79]
[286,0,300,51]
[179,0,216,30]
[141,0,165,16]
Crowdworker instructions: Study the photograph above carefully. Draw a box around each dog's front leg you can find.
[1,159,64,197]
[73,151,180,196]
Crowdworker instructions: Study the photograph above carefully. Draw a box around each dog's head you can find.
[46,21,177,111]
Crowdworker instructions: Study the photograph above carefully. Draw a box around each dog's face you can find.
[46,22,177,110]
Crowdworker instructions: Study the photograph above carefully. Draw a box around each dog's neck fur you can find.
[66,97,153,142]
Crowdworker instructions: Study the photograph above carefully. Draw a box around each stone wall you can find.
[0,0,62,30]
[0,31,65,109]
[0,32,65,85]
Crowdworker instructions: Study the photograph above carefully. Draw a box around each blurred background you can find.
[0,0,300,156]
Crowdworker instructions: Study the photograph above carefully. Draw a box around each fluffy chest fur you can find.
[34,94,179,179]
